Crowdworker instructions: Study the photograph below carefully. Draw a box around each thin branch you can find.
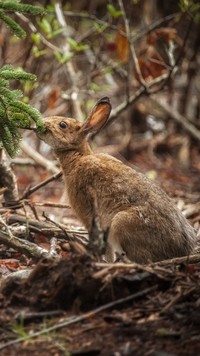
[24,201,70,209]
[118,0,147,89]
[0,285,157,351]
[152,97,200,141]
[160,287,196,315]
[7,214,88,244]
[149,15,194,94]
[16,13,62,53]
[134,13,180,41]
[106,72,168,127]
[20,171,62,200]
[47,9,179,42]
[153,253,200,266]
[54,2,83,121]
[20,141,59,174]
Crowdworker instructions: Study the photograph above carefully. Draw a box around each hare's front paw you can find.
[103,244,128,263]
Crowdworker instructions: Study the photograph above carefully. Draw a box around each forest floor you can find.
[0,140,200,356]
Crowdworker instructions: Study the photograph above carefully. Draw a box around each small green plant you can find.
[179,0,200,22]
[107,4,124,18]
[11,318,30,341]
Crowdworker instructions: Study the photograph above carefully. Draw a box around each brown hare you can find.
[37,97,196,263]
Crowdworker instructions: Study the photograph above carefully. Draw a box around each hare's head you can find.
[37,97,111,151]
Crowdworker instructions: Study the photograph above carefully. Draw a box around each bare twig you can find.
[160,287,196,315]
[20,171,62,200]
[16,13,62,53]
[152,97,200,141]
[24,201,70,209]
[0,214,62,260]
[20,141,59,174]
[7,214,88,244]
[134,13,180,41]
[106,72,168,127]
[149,15,194,94]
[49,9,179,43]
[43,212,70,240]
[153,253,200,266]
[54,2,83,121]
[49,237,59,258]
[94,261,172,280]
[0,285,157,350]
[118,0,147,89]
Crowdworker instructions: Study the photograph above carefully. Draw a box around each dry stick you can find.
[153,253,200,266]
[134,13,179,41]
[20,171,62,200]
[48,9,178,41]
[94,261,173,280]
[149,15,194,95]
[20,141,59,174]
[95,253,200,273]
[0,214,55,260]
[25,201,70,209]
[107,14,193,126]
[0,285,157,351]
[54,3,83,121]
[152,97,200,142]
[7,214,88,243]
[43,212,70,240]
[107,73,168,127]
[160,287,197,315]
[0,227,50,260]
[16,13,62,53]
[118,0,147,89]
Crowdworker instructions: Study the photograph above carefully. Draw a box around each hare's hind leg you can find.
[105,209,153,263]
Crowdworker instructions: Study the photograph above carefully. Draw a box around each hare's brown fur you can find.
[37,97,196,263]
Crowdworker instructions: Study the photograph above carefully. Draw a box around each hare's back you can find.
[80,153,171,207]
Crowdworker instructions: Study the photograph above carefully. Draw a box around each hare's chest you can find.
[65,174,95,229]
[64,172,113,230]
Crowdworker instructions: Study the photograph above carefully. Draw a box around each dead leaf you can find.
[47,86,61,109]
[115,25,129,63]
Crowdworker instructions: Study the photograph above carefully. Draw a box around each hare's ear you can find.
[82,97,111,134]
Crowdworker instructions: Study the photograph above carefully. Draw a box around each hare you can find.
[37,97,196,263]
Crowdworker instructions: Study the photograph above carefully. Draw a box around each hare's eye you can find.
[59,121,68,129]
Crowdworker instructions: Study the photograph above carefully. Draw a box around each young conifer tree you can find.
[0,1,46,157]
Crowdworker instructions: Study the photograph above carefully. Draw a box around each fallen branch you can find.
[25,200,70,208]
[0,284,157,351]
[160,286,196,315]
[153,253,200,266]
[0,230,51,260]
[7,214,88,243]
[0,215,59,260]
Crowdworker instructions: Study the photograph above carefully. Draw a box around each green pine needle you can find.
[0,1,46,16]
[0,3,46,156]
[0,9,26,38]
[0,69,37,81]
